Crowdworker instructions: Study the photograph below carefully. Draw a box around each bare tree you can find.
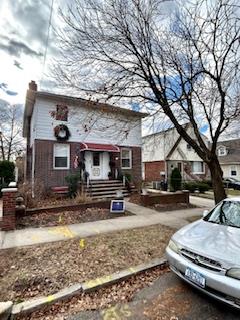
[0,100,24,161]
[54,0,240,203]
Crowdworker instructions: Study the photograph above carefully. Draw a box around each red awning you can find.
[80,142,120,152]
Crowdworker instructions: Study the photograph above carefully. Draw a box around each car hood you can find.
[173,220,240,267]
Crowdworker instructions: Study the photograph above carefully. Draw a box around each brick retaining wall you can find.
[25,200,111,215]
[141,191,189,206]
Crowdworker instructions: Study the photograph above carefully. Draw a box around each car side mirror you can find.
[203,209,209,217]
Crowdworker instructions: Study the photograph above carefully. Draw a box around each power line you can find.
[40,0,54,87]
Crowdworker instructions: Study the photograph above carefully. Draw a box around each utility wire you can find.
[40,0,54,87]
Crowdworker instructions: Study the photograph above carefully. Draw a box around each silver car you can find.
[166,197,240,309]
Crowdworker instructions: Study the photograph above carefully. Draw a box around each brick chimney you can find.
[29,80,37,91]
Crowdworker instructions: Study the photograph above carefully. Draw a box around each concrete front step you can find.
[84,179,134,199]
[86,189,128,196]
[86,180,123,185]
[90,193,129,199]
[87,183,124,188]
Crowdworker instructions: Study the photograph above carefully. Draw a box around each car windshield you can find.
[205,201,240,228]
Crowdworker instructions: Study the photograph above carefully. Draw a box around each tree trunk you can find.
[208,157,226,204]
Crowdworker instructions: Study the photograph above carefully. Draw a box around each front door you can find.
[91,152,102,179]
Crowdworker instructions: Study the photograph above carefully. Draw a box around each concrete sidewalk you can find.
[0,201,207,250]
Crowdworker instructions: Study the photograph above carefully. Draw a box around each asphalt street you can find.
[69,272,240,320]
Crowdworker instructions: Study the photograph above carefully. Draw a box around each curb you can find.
[82,257,168,292]
[11,284,82,319]
[9,257,167,319]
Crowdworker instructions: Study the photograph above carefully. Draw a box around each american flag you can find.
[73,155,79,169]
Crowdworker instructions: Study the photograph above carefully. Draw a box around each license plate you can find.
[185,267,206,288]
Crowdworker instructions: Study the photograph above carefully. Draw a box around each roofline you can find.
[219,161,240,165]
[142,125,177,139]
[36,91,148,117]
[217,137,240,144]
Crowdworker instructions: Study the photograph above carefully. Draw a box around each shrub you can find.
[196,182,210,193]
[18,180,47,208]
[183,181,197,193]
[65,173,80,197]
[124,173,132,182]
[170,168,182,191]
[183,181,210,193]
[74,191,92,204]
[0,160,15,184]
[202,180,212,188]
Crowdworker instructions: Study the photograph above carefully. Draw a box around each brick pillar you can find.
[1,188,17,231]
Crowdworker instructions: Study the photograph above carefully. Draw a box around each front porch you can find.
[79,143,121,181]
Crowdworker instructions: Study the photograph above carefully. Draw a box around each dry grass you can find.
[74,191,92,204]
[0,224,175,302]
[16,208,132,229]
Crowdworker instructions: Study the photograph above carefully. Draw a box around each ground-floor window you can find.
[230,165,237,176]
[191,161,204,174]
[53,143,70,169]
[121,148,132,169]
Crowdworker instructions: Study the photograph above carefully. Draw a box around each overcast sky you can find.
[0,0,66,105]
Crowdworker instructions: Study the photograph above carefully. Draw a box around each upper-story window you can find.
[56,105,68,121]
[121,148,132,169]
[218,146,227,156]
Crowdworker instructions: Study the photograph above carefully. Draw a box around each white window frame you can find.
[121,148,132,169]
[53,143,70,170]
[191,161,205,174]
[218,146,227,157]
[230,165,237,177]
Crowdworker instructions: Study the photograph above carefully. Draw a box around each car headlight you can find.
[168,239,180,253]
[226,268,240,280]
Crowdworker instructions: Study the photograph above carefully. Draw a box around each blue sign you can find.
[110,200,125,213]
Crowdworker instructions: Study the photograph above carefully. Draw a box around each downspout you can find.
[31,140,35,198]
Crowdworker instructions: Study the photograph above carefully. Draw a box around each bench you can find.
[51,186,69,196]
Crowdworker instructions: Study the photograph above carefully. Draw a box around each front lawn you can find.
[226,189,240,196]
[191,188,240,199]
[0,224,174,302]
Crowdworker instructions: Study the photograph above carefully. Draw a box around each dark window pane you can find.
[122,159,130,168]
[93,152,100,166]
[55,157,68,168]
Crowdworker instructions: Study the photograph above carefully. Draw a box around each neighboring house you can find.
[142,125,209,183]
[23,81,147,189]
[216,139,240,180]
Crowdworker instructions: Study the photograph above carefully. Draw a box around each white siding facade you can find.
[30,97,142,147]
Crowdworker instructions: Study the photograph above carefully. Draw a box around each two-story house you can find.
[216,139,240,180]
[23,81,147,193]
[142,124,209,183]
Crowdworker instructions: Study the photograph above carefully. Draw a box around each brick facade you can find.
[33,140,142,189]
[120,146,142,184]
[0,188,17,231]
[144,161,166,182]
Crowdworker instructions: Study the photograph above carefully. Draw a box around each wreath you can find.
[54,124,71,141]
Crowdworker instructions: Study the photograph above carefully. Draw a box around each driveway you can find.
[190,195,215,208]
[69,272,239,320]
